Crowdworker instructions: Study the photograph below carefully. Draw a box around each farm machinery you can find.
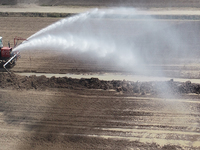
[0,36,26,72]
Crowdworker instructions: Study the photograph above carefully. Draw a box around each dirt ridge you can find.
[1,12,200,20]
[1,73,200,95]
[0,12,75,18]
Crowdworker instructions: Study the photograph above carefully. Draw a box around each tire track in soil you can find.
[0,89,199,149]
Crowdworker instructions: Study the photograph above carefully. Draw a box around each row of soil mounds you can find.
[0,73,200,95]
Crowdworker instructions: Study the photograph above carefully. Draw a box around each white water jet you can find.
[14,7,188,75]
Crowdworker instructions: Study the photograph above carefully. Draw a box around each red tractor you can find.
[0,36,23,72]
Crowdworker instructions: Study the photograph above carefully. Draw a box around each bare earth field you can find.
[0,73,200,150]
[1,88,200,150]
[0,5,200,150]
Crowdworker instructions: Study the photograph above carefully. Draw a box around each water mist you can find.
[14,8,195,117]
[14,8,189,76]
[13,8,200,148]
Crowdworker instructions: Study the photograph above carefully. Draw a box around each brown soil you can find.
[0,73,200,149]
[1,0,200,8]
[1,73,200,95]
[0,5,200,150]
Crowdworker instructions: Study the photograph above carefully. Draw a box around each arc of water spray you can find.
[14,7,186,77]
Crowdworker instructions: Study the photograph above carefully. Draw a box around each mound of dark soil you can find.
[0,0,17,5]
[0,73,200,95]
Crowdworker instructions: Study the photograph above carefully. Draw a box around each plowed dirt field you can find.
[1,8,200,149]
[1,84,200,149]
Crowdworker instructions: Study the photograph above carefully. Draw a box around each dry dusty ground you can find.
[0,6,200,150]
[0,73,199,150]
[2,4,200,15]
[1,88,200,150]
[2,0,200,7]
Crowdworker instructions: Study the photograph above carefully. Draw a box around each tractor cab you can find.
[1,47,13,58]
[0,36,23,72]
[0,36,21,71]
[0,37,12,58]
